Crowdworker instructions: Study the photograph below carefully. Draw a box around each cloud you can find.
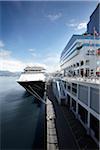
[44,53,59,63]
[0,40,5,48]
[0,41,12,58]
[0,41,24,72]
[31,53,37,57]
[70,19,75,23]
[27,62,47,69]
[0,58,47,73]
[68,23,77,27]
[29,50,60,72]
[42,52,60,72]
[0,49,12,58]
[77,22,87,30]
[28,48,35,52]
[67,21,87,30]
[0,40,60,73]
[47,12,62,21]
[0,52,60,73]
[0,59,26,72]
[0,47,46,72]
[28,48,37,57]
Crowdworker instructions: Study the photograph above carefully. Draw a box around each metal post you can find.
[87,86,90,134]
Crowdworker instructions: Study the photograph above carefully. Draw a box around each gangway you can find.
[52,78,67,105]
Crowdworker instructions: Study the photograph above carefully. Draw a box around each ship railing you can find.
[62,76,100,84]
[22,71,45,74]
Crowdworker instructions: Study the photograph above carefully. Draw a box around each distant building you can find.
[87,3,100,34]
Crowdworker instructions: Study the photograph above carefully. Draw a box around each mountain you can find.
[0,71,21,76]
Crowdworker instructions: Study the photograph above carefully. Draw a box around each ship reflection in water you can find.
[0,76,45,149]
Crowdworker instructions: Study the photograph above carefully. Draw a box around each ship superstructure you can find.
[17,66,46,101]
[60,34,100,77]
[60,3,100,78]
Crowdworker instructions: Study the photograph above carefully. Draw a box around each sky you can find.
[0,1,99,72]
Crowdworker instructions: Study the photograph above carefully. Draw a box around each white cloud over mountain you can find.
[0,59,25,72]
[0,42,60,73]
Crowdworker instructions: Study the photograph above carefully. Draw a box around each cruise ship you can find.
[17,66,46,101]
[60,4,100,78]
[52,3,100,147]
[60,34,100,78]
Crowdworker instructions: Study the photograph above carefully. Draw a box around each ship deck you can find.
[62,77,100,86]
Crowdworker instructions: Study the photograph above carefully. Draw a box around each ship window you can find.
[72,98,76,112]
[85,68,89,77]
[78,104,88,124]
[77,63,79,67]
[86,60,89,65]
[91,69,94,75]
[80,69,84,77]
[77,69,79,75]
[72,83,77,96]
[67,84,71,91]
[80,61,84,66]
[90,114,99,140]
[73,64,75,67]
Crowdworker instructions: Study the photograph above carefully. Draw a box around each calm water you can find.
[0,76,43,149]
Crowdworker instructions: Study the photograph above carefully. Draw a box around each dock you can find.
[47,82,98,150]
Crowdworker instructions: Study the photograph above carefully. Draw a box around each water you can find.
[0,76,44,149]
